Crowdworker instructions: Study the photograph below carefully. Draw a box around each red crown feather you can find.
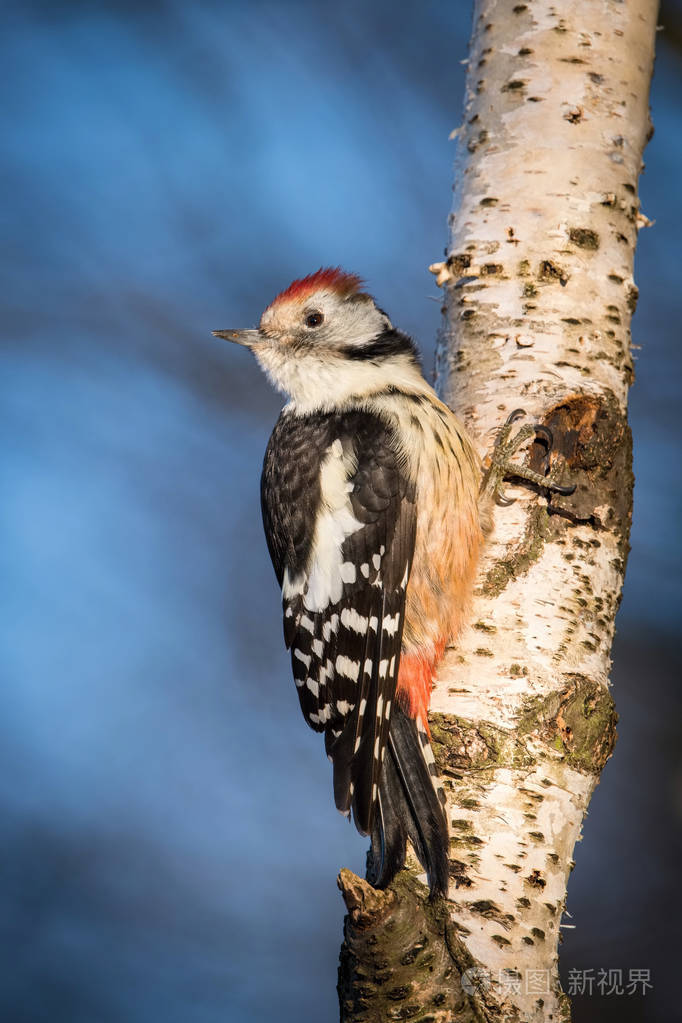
[266,267,364,310]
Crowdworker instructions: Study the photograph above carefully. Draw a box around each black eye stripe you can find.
[305,311,324,328]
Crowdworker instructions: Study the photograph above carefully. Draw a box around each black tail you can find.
[368,705,449,898]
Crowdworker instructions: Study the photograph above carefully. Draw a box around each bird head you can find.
[213,268,422,412]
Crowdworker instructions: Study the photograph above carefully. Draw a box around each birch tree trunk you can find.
[337,2,658,1020]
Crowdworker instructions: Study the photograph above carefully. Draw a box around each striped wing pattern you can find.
[261,409,416,835]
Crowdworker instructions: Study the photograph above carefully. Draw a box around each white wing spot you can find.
[340,561,356,584]
[322,614,340,642]
[379,659,389,679]
[369,616,378,632]
[335,655,360,681]
[312,638,324,658]
[283,568,305,599]
[373,736,380,758]
[376,695,384,719]
[307,677,319,697]
[372,553,381,570]
[363,658,373,676]
[389,655,396,675]
[382,612,400,637]
[341,607,368,634]
[385,699,391,720]
[360,563,370,578]
[312,704,331,724]
[294,649,311,669]
[359,698,367,717]
[336,699,352,715]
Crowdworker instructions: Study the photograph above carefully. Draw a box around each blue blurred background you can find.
[2,2,680,1021]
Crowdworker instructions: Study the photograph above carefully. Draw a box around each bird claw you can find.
[533,424,554,449]
[480,410,576,505]
[495,488,516,507]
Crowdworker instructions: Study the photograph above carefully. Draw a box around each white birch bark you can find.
[338,2,657,1021]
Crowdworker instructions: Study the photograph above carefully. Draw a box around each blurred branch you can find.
[337,1,657,1020]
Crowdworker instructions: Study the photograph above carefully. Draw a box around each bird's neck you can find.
[255,349,431,415]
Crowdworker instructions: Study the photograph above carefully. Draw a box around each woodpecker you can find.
[213,268,570,897]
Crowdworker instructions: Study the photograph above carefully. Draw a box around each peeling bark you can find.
[337,1,657,1020]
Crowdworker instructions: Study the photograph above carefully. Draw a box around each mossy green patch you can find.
[515,675,617,773]
[482,504,550,598]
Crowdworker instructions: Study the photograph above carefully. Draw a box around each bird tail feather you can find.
[368,704,449,898]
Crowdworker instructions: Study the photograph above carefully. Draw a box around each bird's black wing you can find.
[261,408,417,835]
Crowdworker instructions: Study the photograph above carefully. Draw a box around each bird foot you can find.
[480,409,576,507]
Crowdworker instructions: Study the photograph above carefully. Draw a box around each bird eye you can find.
[305,311,324,328]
